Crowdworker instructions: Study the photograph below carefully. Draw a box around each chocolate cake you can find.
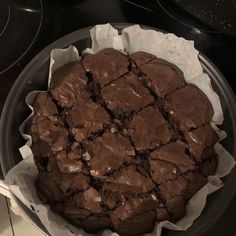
[26,49,219,236]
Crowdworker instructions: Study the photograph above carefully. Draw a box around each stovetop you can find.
[0,0,235,235]
[158,0,236,37]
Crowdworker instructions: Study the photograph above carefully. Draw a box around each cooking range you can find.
[0,0,235,235]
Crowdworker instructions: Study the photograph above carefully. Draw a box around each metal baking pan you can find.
[0,23,236,236]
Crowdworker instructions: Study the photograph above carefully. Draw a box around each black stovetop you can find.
[0,0,235,235]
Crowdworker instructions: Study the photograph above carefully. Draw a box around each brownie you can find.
[82,48,130,87]
[110,196,159,236]
[50,62,88,108]
[65,96,110,142]
[26,48,218,236]
[104,165,155,194]
[33,92,58,117]
[101,72,153,117]
[130,51,156,67]
[150,142,196,184]
[185,124,219,161]
[200,153,218,176]
[87,130,135,178]
[28,114,69,153]
[37,168,90,202]
[53,187,112,232]
[56,151,84,174]
[127,106,173,150]
[138,57,186,97]
[165,84,214,131]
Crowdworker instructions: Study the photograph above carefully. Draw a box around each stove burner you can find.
[157,0,216,33]
[0,0,43,75]
[157,0,236,37]
[0,2,10,36]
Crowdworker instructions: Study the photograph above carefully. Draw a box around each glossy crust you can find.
[127,106,173,150]
[139,58,186,96]
[165,84,214,130]
[26,49,218,236]
[82,48,129,87]
[101,72,153,117]
[50,62,88,108]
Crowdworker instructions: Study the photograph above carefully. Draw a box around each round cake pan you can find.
[0,23,236,236]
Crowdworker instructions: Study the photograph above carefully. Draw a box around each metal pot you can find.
[0,24,236,236]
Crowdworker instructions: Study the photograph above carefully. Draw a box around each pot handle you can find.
[0,179,11,198]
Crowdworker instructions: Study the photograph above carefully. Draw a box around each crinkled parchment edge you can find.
[5,24,236,236]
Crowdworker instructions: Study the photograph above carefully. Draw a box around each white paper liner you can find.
[4,24,236,236]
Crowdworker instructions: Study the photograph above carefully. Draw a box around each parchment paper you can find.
[5,24,236,236]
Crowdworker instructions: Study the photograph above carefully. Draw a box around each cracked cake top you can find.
[26,49,218,236]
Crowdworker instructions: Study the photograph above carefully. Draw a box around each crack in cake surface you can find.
[26,49,219,236]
